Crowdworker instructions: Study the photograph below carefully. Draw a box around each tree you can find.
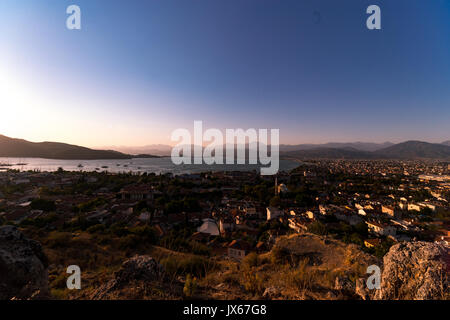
[31,198,56,212]
[307,221,327,236]
[183,274,197,298]
[269,196,281,207]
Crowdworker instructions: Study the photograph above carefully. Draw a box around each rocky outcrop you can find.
[90,255,164,299]
[262,286,281,299]
[0,226,49,300]
[375,241,449,300]
[334,275,355,292]
[355,278,370,300]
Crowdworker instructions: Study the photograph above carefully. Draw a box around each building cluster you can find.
[0,159,449,260]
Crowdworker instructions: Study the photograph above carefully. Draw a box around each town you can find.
[0,159,449,299]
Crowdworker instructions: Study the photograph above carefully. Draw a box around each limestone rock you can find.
[355,278,370,300]
[262,286,281,299]
[0,225,49,300]
[90,255,164,299]
[334,275,355,292]
[375,241,449,300]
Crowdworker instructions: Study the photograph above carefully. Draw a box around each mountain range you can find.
[282,141,450,160]
[0,135,449,160]
[96,144,173,157]
[279,142,395,152]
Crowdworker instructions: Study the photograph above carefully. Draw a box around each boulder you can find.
[114,255,164,284]
[0,225,49,299]
[334,275,355,292]
[262,286,281,299]
[90,255,164,299]
[375,241,449,300]
[355,278,370,300]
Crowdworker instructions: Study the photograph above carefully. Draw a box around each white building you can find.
[419,202,436,212]
[367,221,396,236]
[407,203,422,212]
[358,209,367,216]
[197,218,220,236]
[381,205,395,217]
[266,207,283,221]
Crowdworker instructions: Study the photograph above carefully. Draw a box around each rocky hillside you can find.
[0,226,49,299]
[0,134,132,159]
[0,228,448,300]
[374,242,449,300]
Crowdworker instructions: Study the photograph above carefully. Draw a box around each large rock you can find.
[334,275,355,292]
[375,241,449,300]
[113,255,164,284]
[262,286,281,299]
[0,225,49,299]
[355,278,370,300]
[90,255,164,299]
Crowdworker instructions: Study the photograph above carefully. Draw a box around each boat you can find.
[77,164,84,168]
[101,166,109,169]
[0,163,13,167]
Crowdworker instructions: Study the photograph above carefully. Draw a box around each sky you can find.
[0,0,449,147]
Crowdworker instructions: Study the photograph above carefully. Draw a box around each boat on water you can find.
[77,164,84,168]
[101,166,109,169]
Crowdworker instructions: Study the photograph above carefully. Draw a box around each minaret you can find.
[275,176,278,195]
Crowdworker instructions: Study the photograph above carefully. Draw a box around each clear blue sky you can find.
[0,0,449,146]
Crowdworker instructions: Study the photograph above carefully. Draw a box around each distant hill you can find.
[133,154,161,159]
[98,144,173,157]
[2,134,448,161]
[374,141,450,159]
[282,147,374,159]
[104,141,395,156]
[0,135,133,160]
[279,142,394,152]
[442,140,450,147]
[282,141,450,160]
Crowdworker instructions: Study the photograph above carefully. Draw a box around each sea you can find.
[0,157,300,175]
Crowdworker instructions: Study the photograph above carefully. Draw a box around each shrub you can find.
[87,224,106,234]
[242,270,265,296]
[242,252,259,268]
[292,258,317,291]
[160,255,214,278]
[46,232,72,248]
[118,234,140,250]
[271,246,291,265]
[129,225,157,244]
[31,198,56,212]
[20,213,57,228]
[183,274,197,298]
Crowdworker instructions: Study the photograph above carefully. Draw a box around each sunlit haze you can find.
[1,0,449,148]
